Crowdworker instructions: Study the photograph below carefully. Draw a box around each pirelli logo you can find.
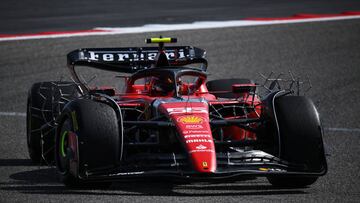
[185,139,212,144]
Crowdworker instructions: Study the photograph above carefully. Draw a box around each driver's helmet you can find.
[151,76,175,96]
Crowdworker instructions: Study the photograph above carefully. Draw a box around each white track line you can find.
[95,15,360,32]
[324,127,360,133]
[0,112,26,117]
[0,15,360,42]
[1,111,359,133]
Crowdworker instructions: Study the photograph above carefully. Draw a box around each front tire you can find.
[55,99,120,188]
[267,96,327,188]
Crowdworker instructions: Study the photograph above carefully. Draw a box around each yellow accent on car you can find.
[146,38,177,43]
[71,111,79,131]
[178,116,204,124]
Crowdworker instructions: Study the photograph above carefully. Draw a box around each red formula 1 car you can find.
[27,37,327,187]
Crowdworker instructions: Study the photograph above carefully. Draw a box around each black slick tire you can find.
[55,99,120,188]
[267,96,327,188]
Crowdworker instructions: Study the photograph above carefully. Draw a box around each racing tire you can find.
[55,99,120,188]
[206,78,254,98]
[267,96,327,188]
[27,81,79,164]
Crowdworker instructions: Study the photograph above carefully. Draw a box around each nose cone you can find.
[189,146,217,173]
[160,102,217,173]
[175,114,217,173]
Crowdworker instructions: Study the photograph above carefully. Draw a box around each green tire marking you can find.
[71,111,79,131]
[60,131,68,157]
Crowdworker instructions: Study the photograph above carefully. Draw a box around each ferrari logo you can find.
[202,161,208,167]
[178,116,204,124]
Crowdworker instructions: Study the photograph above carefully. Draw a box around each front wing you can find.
[77,150,327,182]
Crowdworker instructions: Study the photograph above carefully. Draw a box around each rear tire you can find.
[267,96,327,188]
[206,78,254,98]
[27,81,79,164]
[55,99,120,188]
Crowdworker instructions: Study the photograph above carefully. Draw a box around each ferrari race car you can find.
[27,37,327,188]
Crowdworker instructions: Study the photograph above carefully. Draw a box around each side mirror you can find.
[90,88,116,96]
[232,84,256,94]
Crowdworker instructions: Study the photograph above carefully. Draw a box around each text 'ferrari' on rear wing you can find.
[67,46,207,73]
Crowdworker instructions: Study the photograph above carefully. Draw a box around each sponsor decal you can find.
[183,130,209,134]
[87,50,185,62]
[189,149,215,153]
[178,115,204,124]
[109,171,145,176]
[185,124,204,129]
[167,107,208,115]
[196,144,207,150]
[184,134,211,139]
[185,139,212,143]
[258,168,286,172]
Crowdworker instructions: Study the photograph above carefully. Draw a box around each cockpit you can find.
[126,67,207,97]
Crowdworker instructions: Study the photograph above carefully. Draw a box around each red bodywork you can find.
[110,77,261,174]
[55,41,327,184]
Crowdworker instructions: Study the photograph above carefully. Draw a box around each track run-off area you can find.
[0,14,360,203]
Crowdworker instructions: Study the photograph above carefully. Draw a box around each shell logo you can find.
[178,116,204,124]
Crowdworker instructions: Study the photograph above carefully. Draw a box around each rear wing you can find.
[67,46,207,73]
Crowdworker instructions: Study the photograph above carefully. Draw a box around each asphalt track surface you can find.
[1,4,360,203]
[2,0,360,34]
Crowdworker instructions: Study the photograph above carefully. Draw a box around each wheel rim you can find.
[60,131,68,158]
[57,119,71,173]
